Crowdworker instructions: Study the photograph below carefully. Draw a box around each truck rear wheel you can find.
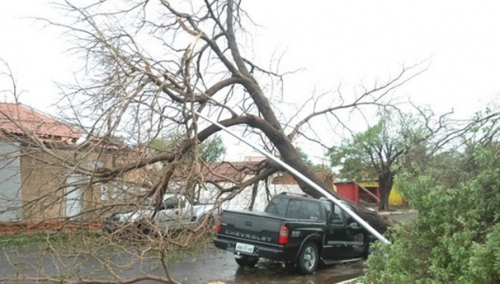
[297,242,318,275]
[136,220,152,235]
[235,255,259,267]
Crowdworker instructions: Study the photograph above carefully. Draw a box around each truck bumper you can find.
[213,237,296,261]
[103,220,123,233]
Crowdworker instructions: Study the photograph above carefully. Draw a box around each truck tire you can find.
[136,220,152,235]
[297,242,318,275]
[235,255,259,267]
[363,240,373,259]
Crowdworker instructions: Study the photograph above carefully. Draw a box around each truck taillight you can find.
[215,214,222,233]
[278,225,289,244]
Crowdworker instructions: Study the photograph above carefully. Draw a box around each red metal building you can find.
[334,181,380,205]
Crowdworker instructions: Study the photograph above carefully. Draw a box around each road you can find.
[0,213,415,284]
[169,250,364,284]
[0,247,363,284]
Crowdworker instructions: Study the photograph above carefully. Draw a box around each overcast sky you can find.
[1,1,500,161]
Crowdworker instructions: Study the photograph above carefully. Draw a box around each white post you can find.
[193,111,391,245]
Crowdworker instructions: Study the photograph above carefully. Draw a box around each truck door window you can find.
[299,201,321,221]
[265,196,289,217]
[330,204,344,225]
[287,199,302,219]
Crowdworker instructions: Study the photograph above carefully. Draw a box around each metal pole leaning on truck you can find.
[193,111,391,245]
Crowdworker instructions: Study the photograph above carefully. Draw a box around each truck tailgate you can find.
[219,210,282,244]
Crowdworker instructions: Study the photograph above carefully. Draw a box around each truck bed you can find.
[219,210,284,244]
[219,209,324,244]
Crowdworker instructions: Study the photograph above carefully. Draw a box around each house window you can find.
[65,173,83,219]
[101,185,109,201]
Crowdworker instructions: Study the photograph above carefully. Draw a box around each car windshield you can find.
[162,196,180,209]
[136,195,183,209]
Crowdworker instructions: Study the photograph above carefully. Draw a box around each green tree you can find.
[297,147,315,169]
[198,136,226,162]
[329,110,428,210]
[363,119,500,283]
[297,147,330,172]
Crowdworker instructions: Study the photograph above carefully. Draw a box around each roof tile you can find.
[0,103,81,144]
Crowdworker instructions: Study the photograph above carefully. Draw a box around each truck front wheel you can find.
[235,255,259,267]
[297,242,318,275]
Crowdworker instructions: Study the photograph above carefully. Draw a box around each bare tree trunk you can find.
[378,172,394,211]
[265,177,272,203]
[248,182,259,211]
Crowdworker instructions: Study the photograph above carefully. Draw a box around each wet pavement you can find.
[169,250,364,284]
[0,212,416,283]
[0,247,363,284]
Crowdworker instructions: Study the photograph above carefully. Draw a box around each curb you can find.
[378,210,417,216]
[336,277,361,284]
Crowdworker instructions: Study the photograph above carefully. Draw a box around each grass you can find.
[160,232,219,262]
[0,230,105,249]
[0,229,217,260]
[0,230,219,282]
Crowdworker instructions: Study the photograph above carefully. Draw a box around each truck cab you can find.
[321,198,368,260]
[213,192,372,275]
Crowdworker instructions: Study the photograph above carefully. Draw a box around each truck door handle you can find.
[245,221,252,226]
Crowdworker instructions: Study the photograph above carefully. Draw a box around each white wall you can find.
[0,142,23,221]
[197,181,306,212]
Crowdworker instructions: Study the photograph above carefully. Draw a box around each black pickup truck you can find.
[213,192,373,275]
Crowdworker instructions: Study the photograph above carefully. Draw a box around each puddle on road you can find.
[206,260,364,284]
[169,250,363,284]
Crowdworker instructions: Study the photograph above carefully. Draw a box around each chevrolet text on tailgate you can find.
[224,230,272,242]
[213,192,374,275]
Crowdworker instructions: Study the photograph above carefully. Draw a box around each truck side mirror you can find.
[330,213,343,224]
[349,222,360,229]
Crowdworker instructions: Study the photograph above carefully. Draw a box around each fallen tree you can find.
[38,0,431,233]
[0,0,443,282]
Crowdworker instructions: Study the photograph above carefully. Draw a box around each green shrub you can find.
[363,145,500,283]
